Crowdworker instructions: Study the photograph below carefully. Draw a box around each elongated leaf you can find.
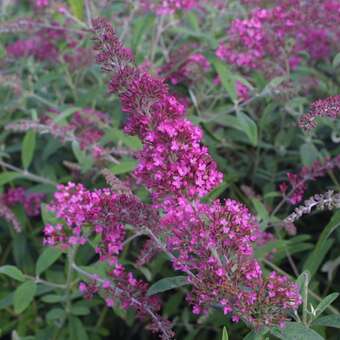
[0,265,25,282]
[22,130,36,169]
[303,211,340,277]
[46,307,65,321]
[314,293,339,319]
[300,143,319,166]
[0,171,20,186]
[236,111,258,146]
[53,107,80,124]
[222,326,229,340]
[69,316,89,340]
[212,59,237,103]
[271,322,324,340]
[68,0,84,20]
[36,248,62,276]
[312,315,340,328]
[333,53,340,68]
[110,159,137,175]
[147,276,188,296]
[14,281,37,314]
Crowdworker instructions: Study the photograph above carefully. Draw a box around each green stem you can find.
[0,159,56,186]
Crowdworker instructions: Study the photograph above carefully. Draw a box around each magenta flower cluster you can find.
[43,18,303,339]
[44,182,174,339]
[93,18,223,203]
[160,47,211,85]
[2,187,44,217]
[6,24,93,68]
[6,27,64,62]
[161,198,301,327]
[280,155,340,205]
[216,0,340,71]
[299,95,340,130]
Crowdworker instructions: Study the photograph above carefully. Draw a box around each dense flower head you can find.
[44,182,158,260]
[3,187,44,216]
[216,0,340,72]
[6,27,65,61]
[160,46,210,85]
[280,155,340,204]
[135,119,223,201]
[92,18,223,202]
[160,198,301,327]
[6,24,92,67]
[299,95,340,130]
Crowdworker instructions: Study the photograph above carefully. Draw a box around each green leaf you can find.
[147,276,188,296]
[303,211,340,277]
[110,159,137,175]
[202,181,230,203]
[14,281,37,314]
[67,0,84,20]
[71,141,93,171]
[255,240,285,260]
[0,265,25,282]
[312,315,340,328]
[251,198,269,223]
[21,130,36,169]
[104,128,142,150]
[53,107,80,124]
[41,294,65,303]
[333,53,340,68]
[70,305,90,316]
[46,307,65,321]
[0,171,20,186]
[131,15,155,54]
[69,316,88,340]
[300,143,319,166]
[222,326,229,340]
[212,59,237,103]
[271,322,324,340]
[235,111,258,146]
[36,248,62,276]
[41,203,59,226]
[314,293,339,319]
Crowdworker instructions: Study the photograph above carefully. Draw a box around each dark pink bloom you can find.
[299,95,340,130]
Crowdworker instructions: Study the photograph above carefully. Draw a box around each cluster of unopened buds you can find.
[40,18,302,339]
[6,109,113,161]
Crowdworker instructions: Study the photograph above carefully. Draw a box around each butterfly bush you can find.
[5,20,93,68]
[160,45,211,85]
[216,0,340,72]
[3,187,44,217]
[7,108,112,160]
[280,155,340,205]
[42,17,302,339]
[299,95,340,130]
